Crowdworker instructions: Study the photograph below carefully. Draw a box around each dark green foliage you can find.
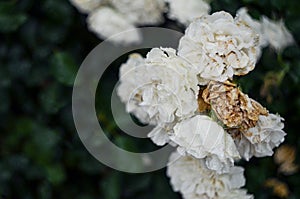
[51,52,77,86]
[0,0,300,198]
[0,1,28,33]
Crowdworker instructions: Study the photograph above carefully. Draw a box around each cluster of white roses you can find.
[117,10,293,199]
[69,0,210,44]
[70,0,294,50]
[70,0,165,44]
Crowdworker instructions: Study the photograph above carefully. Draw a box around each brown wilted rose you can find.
[202,80,268,131]
[265,178,289,198]
[274,145,299,175]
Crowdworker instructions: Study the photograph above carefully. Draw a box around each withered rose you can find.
[202,80,268,131]
[197,87,211,113]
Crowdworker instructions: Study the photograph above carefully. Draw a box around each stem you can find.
[276,53,290,85]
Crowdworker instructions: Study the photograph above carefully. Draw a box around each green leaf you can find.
[38,182,52,199]
[0,88,10,113]
[0,14,27,32]
[39,83,68,114]
[124,175,151,197]
[0,2,27,33]
[51,52,78,86]
[23,125,60,165]
[45,164,66,186]
[101,172,122,199]
[42,0,73,25]
[5,118,35,149]
[271,0,286,10]
[40,22,68,44]
[77,151,105,174]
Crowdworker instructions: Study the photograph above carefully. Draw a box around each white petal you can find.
[165,0,210,25]
[167,152,252,198]
[110,0,166,25]
[178,11,259,84]
[261,16,294,52]
[117,48,198,125]
[235,113,286,160]
[170,115,240,173]
[147,125,171,146]
[87,7,141,44]
[69,0,103,13]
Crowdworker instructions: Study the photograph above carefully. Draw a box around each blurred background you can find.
[1,0,300,198]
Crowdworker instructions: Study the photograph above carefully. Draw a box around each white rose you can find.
[170,115,241,173]
[178,11,259,85]
[87,7,141,44]
[235,113,286,161]
[236,7,268,59]
[236,7,268,48]
[110,0,166,25]
[69,0,104,13]
[165,0,210,26]
[117,53,150,123]
[261,16,294,52]
[167,152,253,199]
[147,124,172,146]
[185,189,253,199]
[117,48,199,125]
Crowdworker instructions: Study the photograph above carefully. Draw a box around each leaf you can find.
[39,83,68,114]
[45,164,66,185]
[77,152,105,174]
[38,182,52,199]
[42,0,73,25]
[7,155,30,172]
[123,175,151,197]
[114,136,137,152]
[271,0,286,10]
[0,88,10,113]
[5,118,35,149]
[51,52,78,86]
[0,2,27,33]
[101,172,122,199]
[23,126,60,166]
[40,22,68,44]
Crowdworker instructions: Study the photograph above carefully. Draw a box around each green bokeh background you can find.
[1,0,300,198]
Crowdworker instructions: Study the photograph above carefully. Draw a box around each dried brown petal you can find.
[197,88,211,113]
[274,145,299,175]
[202,80,268,131]
[275,145,296,164]
[279,163,299,176]
[265,178,289,198]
